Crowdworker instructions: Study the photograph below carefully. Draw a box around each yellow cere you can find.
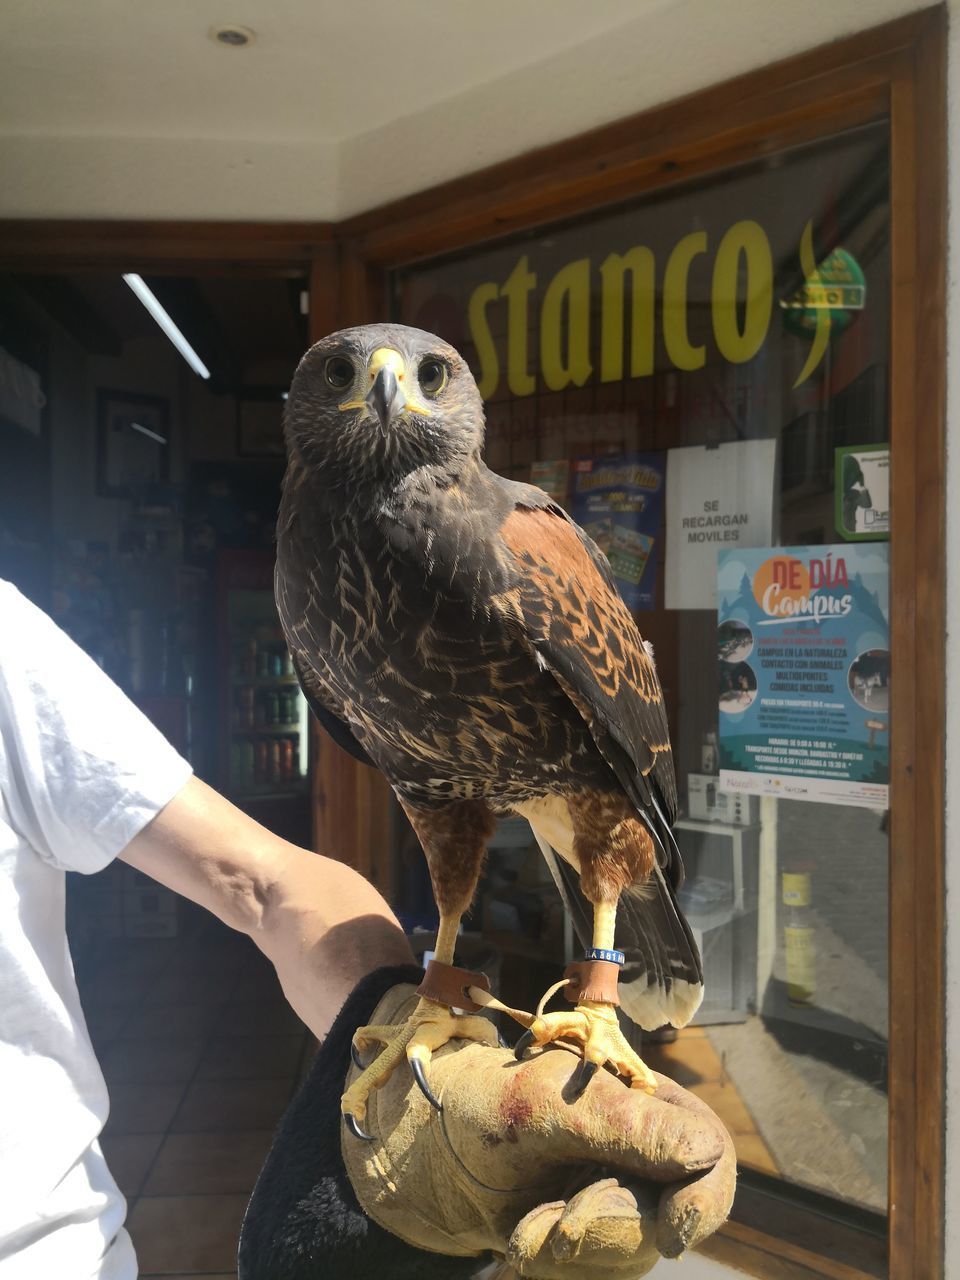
[334,349,405,413]
[368,347,406,381]
[336,346,432,417]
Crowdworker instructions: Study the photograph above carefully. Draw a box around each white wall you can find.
[0,135,340,222]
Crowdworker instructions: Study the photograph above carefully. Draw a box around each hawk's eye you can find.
[418,358,447,396]
[324,357,354,390]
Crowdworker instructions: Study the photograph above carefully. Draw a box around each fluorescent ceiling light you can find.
[122,273,211,379]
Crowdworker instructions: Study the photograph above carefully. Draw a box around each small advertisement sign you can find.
[717,544,889,809]
[835,445,890,541]
[665,439,777,611]
[571,452,665,611]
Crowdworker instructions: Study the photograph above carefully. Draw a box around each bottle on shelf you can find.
[782,864,816,1005]
[238,686,255,729]
[255,741,269,785]
[243,633,257,680]
[280,737,294,780]
[239,741,254,789]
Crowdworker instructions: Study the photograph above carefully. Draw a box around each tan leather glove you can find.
[342,983,736,1279]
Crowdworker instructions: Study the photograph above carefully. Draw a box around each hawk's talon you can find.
[343,1112,374,1141]
[568,1058,599,1099]
[518,997,659,1095]
[410,1057,443,1112]
[514,1029,536,1061]
[341,997,497,1133]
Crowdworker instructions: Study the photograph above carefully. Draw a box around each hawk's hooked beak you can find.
[363,371,401,435]
[337,347,431,432]
[365,355,406,433]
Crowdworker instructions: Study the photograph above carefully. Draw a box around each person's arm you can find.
[0,581,407,1038]
[120,775,414,1039]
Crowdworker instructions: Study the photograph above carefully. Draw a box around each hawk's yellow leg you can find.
[341,914,498,1137]
[521,902,659,1095]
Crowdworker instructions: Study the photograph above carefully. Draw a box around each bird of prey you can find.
[276,324,703,1137]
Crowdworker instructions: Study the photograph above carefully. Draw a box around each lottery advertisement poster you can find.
[570,452,665,611]
[716,544,890,809]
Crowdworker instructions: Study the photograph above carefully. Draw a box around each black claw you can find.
[410,1058,443,1112]
[514,1029,535,1061]
[343,1112,373,1141]
[350,1040,366,1070]
[569,1059,600,1100]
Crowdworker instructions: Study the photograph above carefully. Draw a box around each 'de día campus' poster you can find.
[716,544,890,809]
[571,453,665,610]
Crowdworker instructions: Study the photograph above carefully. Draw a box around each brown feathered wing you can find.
[499,500,703,1029]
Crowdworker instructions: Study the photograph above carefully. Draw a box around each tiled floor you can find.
[75,909,313,1280]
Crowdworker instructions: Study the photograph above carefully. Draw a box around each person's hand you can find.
[342,983,736,1278]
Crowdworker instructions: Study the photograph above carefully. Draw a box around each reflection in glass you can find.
[393,122,890,1214]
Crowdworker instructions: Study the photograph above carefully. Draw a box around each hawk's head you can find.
[284,323,484,489]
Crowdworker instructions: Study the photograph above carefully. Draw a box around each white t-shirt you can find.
[0,581,192,1279]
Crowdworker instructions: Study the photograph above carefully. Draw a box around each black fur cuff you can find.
[238,964,490,1279]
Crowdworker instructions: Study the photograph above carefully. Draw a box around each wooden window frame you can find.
[333,15,947,1277]
[0,9,945,1276]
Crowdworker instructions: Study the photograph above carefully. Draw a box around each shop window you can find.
[393,122,891,1220]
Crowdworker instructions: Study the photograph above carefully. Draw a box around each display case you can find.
[215,550,309,815]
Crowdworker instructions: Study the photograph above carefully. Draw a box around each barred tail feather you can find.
[533,833,703,1031]
[617,865,703,1029]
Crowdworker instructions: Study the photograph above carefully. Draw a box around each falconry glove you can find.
[239,968,736,1280]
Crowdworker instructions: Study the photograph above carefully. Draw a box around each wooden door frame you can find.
[0,9,946,1276]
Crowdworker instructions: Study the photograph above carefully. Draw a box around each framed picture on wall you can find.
[236,390,287,458]
[97,389,170,497]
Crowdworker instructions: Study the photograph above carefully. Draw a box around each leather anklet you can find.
[563,959,621,1005]
[416,960,491,1013]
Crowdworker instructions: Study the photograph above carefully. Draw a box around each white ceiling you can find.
[0,0,663,142]
[0,0,937,222]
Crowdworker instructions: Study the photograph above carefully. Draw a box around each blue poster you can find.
[716,544,889,809]
[571,452,665,610]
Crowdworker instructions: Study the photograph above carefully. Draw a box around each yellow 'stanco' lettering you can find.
[663,231,707,371]
[501,256,537,397]
[541,258,592,391]
[464,219,784,397]
[468,283,499,400]
[712,220,773,363]
[599,247,655,383]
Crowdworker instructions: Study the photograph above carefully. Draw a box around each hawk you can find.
[276,324,703,1137]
